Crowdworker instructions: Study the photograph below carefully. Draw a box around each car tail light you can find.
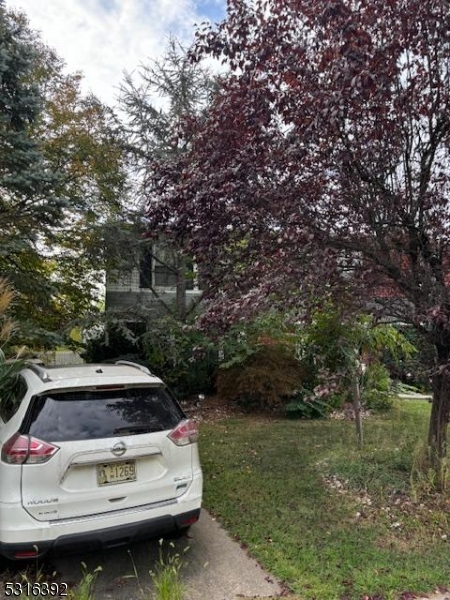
[179,515,199,527]
[1,434,59,464]
[14,549,40,559]
[168,419,199,446]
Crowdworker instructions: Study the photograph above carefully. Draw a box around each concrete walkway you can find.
[397,392,432,400]
[183,510,282,599]
[45,509,283,600]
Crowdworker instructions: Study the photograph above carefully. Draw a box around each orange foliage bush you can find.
[216,344,310,410]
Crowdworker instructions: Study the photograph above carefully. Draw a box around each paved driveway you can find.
[1,512,449,599]
[0,510,282,600]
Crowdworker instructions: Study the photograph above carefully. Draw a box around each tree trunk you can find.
[352,370,363,448]
[428,341,450,490]
[176,254,187,322]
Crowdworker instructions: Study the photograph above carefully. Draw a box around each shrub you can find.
[285,392,331,419]
[382,325,433,392]
[295,306,416,415]
[142,317,218,398]
[81,323,142,363]
[217,344,309,411]
[361,363,394,411]
[81,318,218,399]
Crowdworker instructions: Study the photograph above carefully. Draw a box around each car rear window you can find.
[22,387,184,442]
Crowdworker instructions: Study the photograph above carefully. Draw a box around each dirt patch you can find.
[183,396,373,425]
[181,395,276,425]
[181,395,240,424]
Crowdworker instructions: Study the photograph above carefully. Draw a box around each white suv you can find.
[0,361,202,560]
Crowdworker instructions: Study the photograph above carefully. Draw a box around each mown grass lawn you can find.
[199,400,450,600]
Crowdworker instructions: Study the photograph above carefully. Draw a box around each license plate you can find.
[97,461,136,486]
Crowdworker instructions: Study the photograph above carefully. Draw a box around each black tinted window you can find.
[24,387,184,442]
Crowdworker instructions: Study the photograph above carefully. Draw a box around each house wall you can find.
[105,266,203,316]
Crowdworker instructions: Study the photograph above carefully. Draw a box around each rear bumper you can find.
[0,508,200,561]
[0,471,202,560]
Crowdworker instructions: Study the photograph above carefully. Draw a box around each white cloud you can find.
[6,0,226,106]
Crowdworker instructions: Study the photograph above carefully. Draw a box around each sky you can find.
[6,0,227,106]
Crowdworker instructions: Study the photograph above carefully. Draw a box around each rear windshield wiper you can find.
[114,424,164,435]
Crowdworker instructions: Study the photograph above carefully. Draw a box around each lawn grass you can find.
[199,400,450,600]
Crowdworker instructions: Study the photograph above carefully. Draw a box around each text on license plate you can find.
[97,461,136,486]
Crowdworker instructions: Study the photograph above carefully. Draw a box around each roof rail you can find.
[115,360,152,376]
[26,362,52,382]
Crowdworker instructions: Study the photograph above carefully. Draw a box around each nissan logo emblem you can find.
[111,441,126,457]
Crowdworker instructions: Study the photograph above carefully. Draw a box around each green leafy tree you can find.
[120,37,215,169]
[0,2,62,323]
[0,4,62,231]
[298,307,416,446]
[36,72,126,339]
[119,38,215,321]
[0,7,127,344]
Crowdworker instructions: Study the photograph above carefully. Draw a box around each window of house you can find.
[154,263,178,287]
[139,248,153,288]
[139,243,197,290]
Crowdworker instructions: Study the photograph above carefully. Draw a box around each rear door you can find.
[20,386,194,521]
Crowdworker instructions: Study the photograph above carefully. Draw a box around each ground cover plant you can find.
[199,400,450,600]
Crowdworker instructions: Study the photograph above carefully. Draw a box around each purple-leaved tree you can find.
[145,0,450,484]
